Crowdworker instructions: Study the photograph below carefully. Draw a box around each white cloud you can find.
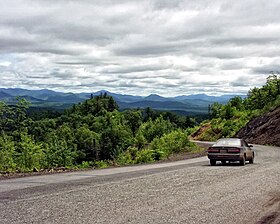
[0,0,279,96]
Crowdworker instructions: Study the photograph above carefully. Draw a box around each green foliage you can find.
[123,110,142,136]
[210,102,222,118]
[115,147,135,165]
[0,101,13,132]
[4,75,280,173]
[2,74,277,172]
[0,133,16,171]
[15,132,44,172]
[245,73,280,111]
[115,130,198,165]
[94,160,109,169]
[142,107,196,129]
[195,73,280,141]
[135,149,155,163]
[76,161,94,169]
[0,93,214,172]
[134,131,147,149]
[44,131,77,168]
[98,112,134,160]
[138,116,174,143]
[75,125,100,162]
[0,98,31,134]
[30,118,56,142]
[150,130,195,159]
[68,93,119,117]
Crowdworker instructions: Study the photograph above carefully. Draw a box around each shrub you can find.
[135,149,155,163]
[77,161,94,169]
[150,130,195,159]
[138,116,174,143]
[94,160,109,169]
[0,134,16,171]
[115,149,134,165]
[44,132,77,168]
[15,133,44,172]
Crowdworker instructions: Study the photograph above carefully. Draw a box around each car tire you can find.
[221,161,227,165]
[210,160,216,166]
[249,153,254,164]
[239,156,245,166]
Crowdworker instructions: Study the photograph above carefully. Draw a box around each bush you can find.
[15,133,44,172]
[138,116,174,143]
[150,130,195,159]
[115,149,134,165]
[94,160,109,169]
[135,149,155,163]
[77,161,94,169]
[44,132,77,168]
[0,134,16,171]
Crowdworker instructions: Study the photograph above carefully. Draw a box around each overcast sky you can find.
[0,0,279,96]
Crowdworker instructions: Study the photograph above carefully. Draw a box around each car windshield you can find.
[214,139,241,146]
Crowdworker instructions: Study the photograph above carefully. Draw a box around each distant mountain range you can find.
[0,88,246,116]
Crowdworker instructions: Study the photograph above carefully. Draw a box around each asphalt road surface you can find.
[0,144,280,224]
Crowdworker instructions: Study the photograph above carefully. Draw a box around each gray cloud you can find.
[252,63,280,75]
[0,0,279,96]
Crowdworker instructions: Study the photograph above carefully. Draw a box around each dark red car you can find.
[207,138,254,166]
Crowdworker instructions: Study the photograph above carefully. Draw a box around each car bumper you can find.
[208,153,243,161]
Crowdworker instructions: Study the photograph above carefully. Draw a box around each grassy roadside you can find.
[0,142,210,180]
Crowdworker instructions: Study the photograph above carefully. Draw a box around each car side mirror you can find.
[248,145,253,148]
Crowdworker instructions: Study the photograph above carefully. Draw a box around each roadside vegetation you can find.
[0,93,200,172]
[192,73,280,141]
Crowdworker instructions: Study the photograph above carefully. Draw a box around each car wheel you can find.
[221,161,226,165]
[249,153,254,164]
[239,156,245,166]
[210,160,216,166]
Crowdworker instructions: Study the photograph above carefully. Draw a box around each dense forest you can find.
[0,93,199,172]
[193,74,280,141]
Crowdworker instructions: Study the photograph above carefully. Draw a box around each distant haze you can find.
[0,0,279,96]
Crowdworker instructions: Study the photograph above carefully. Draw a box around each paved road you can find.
[0,144,279,224]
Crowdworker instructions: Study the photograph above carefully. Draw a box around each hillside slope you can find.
[236,106,280,146]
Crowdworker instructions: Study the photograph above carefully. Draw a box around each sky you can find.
[0,0,280,96]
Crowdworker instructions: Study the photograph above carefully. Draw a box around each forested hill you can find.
[0,93,200,172]
[191,74,280,142]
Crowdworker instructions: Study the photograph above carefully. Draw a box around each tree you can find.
[210,102,222,118]
[123,110,142,136]
[75,126,100,161]
[229,96,244,111]
[98,112,133,160]
[15,132,44,171]
[0,101,13,132]
[44,131,77,168]
[108,96,118,112]
[138,116,174,143]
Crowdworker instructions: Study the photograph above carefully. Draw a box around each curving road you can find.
[0,144,279,224]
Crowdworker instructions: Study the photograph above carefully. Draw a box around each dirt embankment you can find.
[190,123,211,140]
[236,107,280,146]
